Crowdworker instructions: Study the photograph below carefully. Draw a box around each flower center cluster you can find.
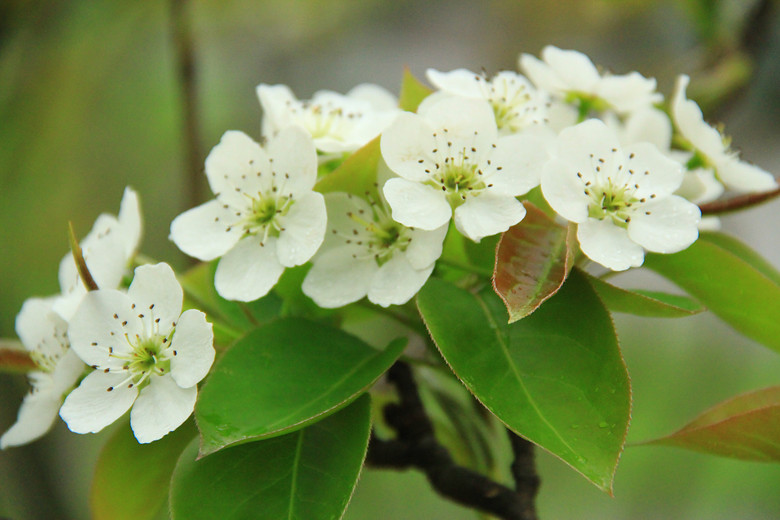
[423,129,490,208]
[481,77,536,132]
[336,195,413,267]
[295,101,360,141]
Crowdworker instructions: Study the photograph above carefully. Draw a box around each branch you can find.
[366,361,539,520]
[699,186,780,215]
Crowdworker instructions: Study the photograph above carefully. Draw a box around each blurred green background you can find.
[1,0,779,518]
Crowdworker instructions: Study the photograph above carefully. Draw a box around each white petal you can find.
[204,131,270,208]
[276,191,327,267]
[623,108,672,150]
[628,197,701,254]
[454,193,526,242]
[540,158,591,223]
[347,83,399,111]
[1,389,63,448]
[484,132,551,196]
[555,119,622,179]
[577,219,645,271]
[265,126,318,196]
[68,290,140,368]
[623,142,685,198]
[302,247,376,308]
[60,371,138,434]
[716,158,778,193]
[320,192,373,249]
[676,167,724,204]
[596,72,660,113]
[169,200,244,261]
[383,178,451,230]
[127,263,183,335]
[380,112,438,182]
[419,96,498,144]
[368,256,434,307]
[405,224,448,270]
[672,75,725,158]
[519,53,569,94]
[257,84,298,135]
[426,68,484,98]
[15,298,67,356]
[215,238,285,301]
[169,310,214,389]
[118,186,143,258]
[130,375,196,444]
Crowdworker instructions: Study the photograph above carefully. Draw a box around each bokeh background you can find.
[1,0,779,518]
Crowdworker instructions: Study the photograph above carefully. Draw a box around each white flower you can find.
[257,83,400,155]
[1,299,85,449]
[302,191,446,308]
[60,263,214,444]
[519,46,662,116]
[54,187,143,320]
[380,96,548,242]
[541,119,701,271]
[169,127,327,302]
[425,69,549,134]
[672,75,777,193]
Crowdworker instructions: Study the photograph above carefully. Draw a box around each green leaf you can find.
[417,271,631,492]
[644,232,780,352]
[584,271,704,318]
[171,396,371,520]
[699,231,780,285]
[195,318,405,456]
[642,386,780,462]
[91,419,196,520]
[314,137,381,201]
[398,68,432,112]
[493,202,576,322]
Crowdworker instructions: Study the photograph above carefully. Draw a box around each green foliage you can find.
[91,419,197,520]
[315,137,382,201]
[584,271,704,318]
[644,231,780,352]
[417,271,631,492]
[171,396,371,520]
[643,386,780,462]
[397,68,432,112]
[195,318,404,456]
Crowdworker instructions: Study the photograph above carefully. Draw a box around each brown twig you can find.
[699,186,780,215]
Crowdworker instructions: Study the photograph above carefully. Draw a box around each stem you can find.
[508,431,540,520]
[169,0,205,211]
[366,361,539,520]
[699,186,780,215]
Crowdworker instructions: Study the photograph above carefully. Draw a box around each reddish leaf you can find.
[493,201,577,322]
[644,386,780,462]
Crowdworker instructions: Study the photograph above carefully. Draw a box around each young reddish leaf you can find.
[493,201,576,322]
[644,232,780,352]
[0,340,36,374]
[584,271,704,318]
[398,68,432,112]
[315,137,381,201]
[642,386,780,462]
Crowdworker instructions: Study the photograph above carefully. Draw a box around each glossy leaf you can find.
[493,201,576,322]
[398,68,431,112]
[643,386,780,461]
[171,396,371,520]
[417,271,631,492]
[315,137,381,201]
[196,318,404,456]
[644,232,780,352]
[699,231,780,285]
[584,271,704,318]
[91,419,196,520]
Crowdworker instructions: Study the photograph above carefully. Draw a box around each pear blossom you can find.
[1,299,85,449]
[257,83,400,155]
[425,69,549,134]
[170,127,326,302]
[672,75,777,193]
[302,191,446,308]
[59,263,214,444]
[519,46,661,117]
[54,187,143,320]
[541,119,701,271]
[381,95,549,242]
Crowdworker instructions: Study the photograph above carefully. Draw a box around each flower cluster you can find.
[3,45,776,449]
